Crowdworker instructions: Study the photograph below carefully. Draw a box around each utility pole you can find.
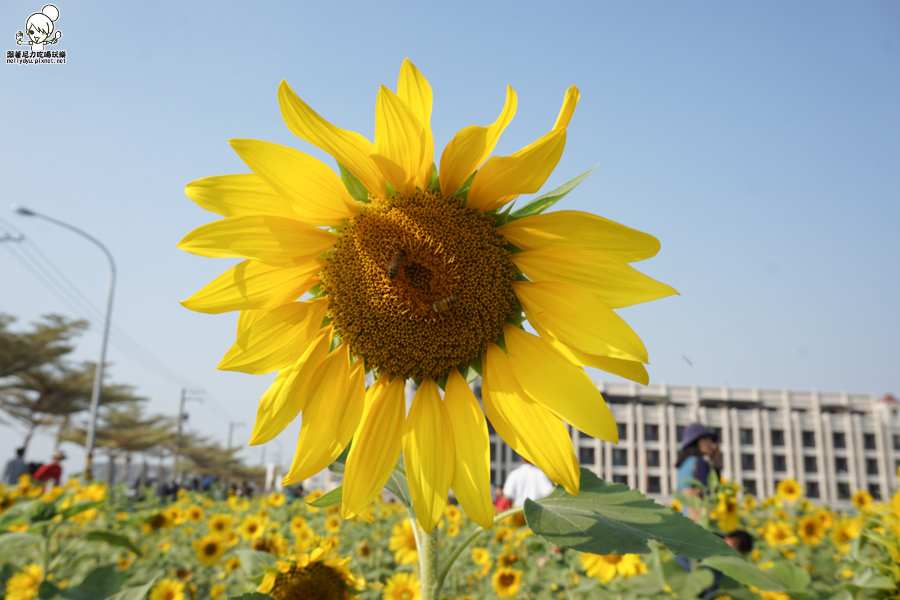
[228,422,245,450]
[174,389,203,483]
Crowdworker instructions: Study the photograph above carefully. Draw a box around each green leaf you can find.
[82,531,143,556]
[385,467,412,508]
[104,576,159,600]
[702,555,811,592]
[60,565,124,599]
[524,469,736,558]
[0,499,36,528]
[58,500,103,519]
[234,549,278,576]
[0,531,43,554]
[308,486,342,508]
[338,162,369,203]
[508,165,597,219]
[228,594,274,600]
[328,444,350,474]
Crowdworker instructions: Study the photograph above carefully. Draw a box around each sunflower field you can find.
[1,471,898,600]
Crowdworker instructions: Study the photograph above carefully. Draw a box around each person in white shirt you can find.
[500,457,554,506]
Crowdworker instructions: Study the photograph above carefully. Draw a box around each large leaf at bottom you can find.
[524,469,736,558]
[703,555,811,594]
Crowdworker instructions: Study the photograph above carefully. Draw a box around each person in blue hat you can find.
[675,422,721,522]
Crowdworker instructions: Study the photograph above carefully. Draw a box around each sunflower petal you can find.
[218,299,328,374]
[185,174,293,218]
[403,379,454,533]
[229,139,360,225]
[553,85,580,130]
[498,211,661,262]
[249,328,332,445]
[181,259,322,314]
[177,215,335,267]
[467,129,566,213]
[374,85,427,195]
[342,376,405,518]
[445,369,494,529]
[482,343,580,495]
[512,248,677,308]
[514,281,648,362]
[439,86,517,199]
[538,329,650,385]
[503,325,617,443]
[278,80,385,197]
[282,345,365,484]
[397,58,434,189]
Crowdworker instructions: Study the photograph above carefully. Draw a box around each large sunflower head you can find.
[180,59,674,532]
[256,548,363,600]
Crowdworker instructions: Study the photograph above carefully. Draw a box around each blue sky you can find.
[2,1,898,472]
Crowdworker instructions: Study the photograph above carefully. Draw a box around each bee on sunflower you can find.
[180,59,675,533]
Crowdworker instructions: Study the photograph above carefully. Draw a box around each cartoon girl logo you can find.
[16,5,62,52]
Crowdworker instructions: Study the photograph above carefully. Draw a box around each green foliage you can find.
[525,469,736,558]
[338,163,369,203]
[507,164,597,220]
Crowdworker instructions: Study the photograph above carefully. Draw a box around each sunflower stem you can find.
[415,515,440,600]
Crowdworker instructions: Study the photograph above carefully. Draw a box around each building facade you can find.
[485,382,900,510]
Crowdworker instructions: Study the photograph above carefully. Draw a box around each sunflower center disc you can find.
[322,190,518,380]
[268,562,346,599]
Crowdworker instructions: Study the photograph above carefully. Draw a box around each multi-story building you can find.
[485,381,900,510]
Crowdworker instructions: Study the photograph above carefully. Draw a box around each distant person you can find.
[33,449,67,487]
[500,457,554,507]
[3,447,28,485]
[675,422,722,522]
[723,529,753,555]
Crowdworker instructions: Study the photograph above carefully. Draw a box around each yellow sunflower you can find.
[492,567,523,598]
[192,533,226,566]
[580,553,647,583]
[382,571,420,600]
[149,578,186,600]
[5,563,42,600]
[762,521,798,547]
[797,515,825,546]
[256,547,363,600]
[389,518,419,565]
[775,479,803,503]
[207,513,234,537]
[180,59,673,531]
[710,492,740,532]
[851,489,873,511]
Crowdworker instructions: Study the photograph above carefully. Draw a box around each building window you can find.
[617,422,628,441]
[613,448,629,466]
[771,429,785,447]
[773,455,787,472]
[864,434,876,450]
[833,432,846,449]
[893,434,900,451]
[612,474,628,485]
[647,476,661,494]
[837,482,851,499]
[490,442,498,462]
[807,481,820,499]
[644,424,659,442]
[835,457,848,473]
[646,450,660,468]
[579,446,596,465]
[802,430,815,448]
[676,425,685,443]
[491,469,498,484]
[712,427,723,440]
[804,456,818,473]
[870,483,882,500]
[741,454,756,471]
[739,428,754,445]
[742,479,757,495]
[866,458,878,476]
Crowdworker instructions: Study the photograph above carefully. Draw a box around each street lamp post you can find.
[12,204,116,481]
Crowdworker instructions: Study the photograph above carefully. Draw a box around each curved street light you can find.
[12,204,116,481]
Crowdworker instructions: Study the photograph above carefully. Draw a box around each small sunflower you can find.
[389,518,419,565]
[256,548,363,600]
[851,489,873,511]
[207,513,234,536]
[775,479,803,503]
[238,514,267,541]
[180,59,674,531]
[762,521,798,547]
[491,567,523,598]
[149,578,186,600]
[797,514,825,546]
[192,533,226,566]
[580,553,647,583]
[382,572,420,600]
[710,492,740,532]
[5,563,42,600]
